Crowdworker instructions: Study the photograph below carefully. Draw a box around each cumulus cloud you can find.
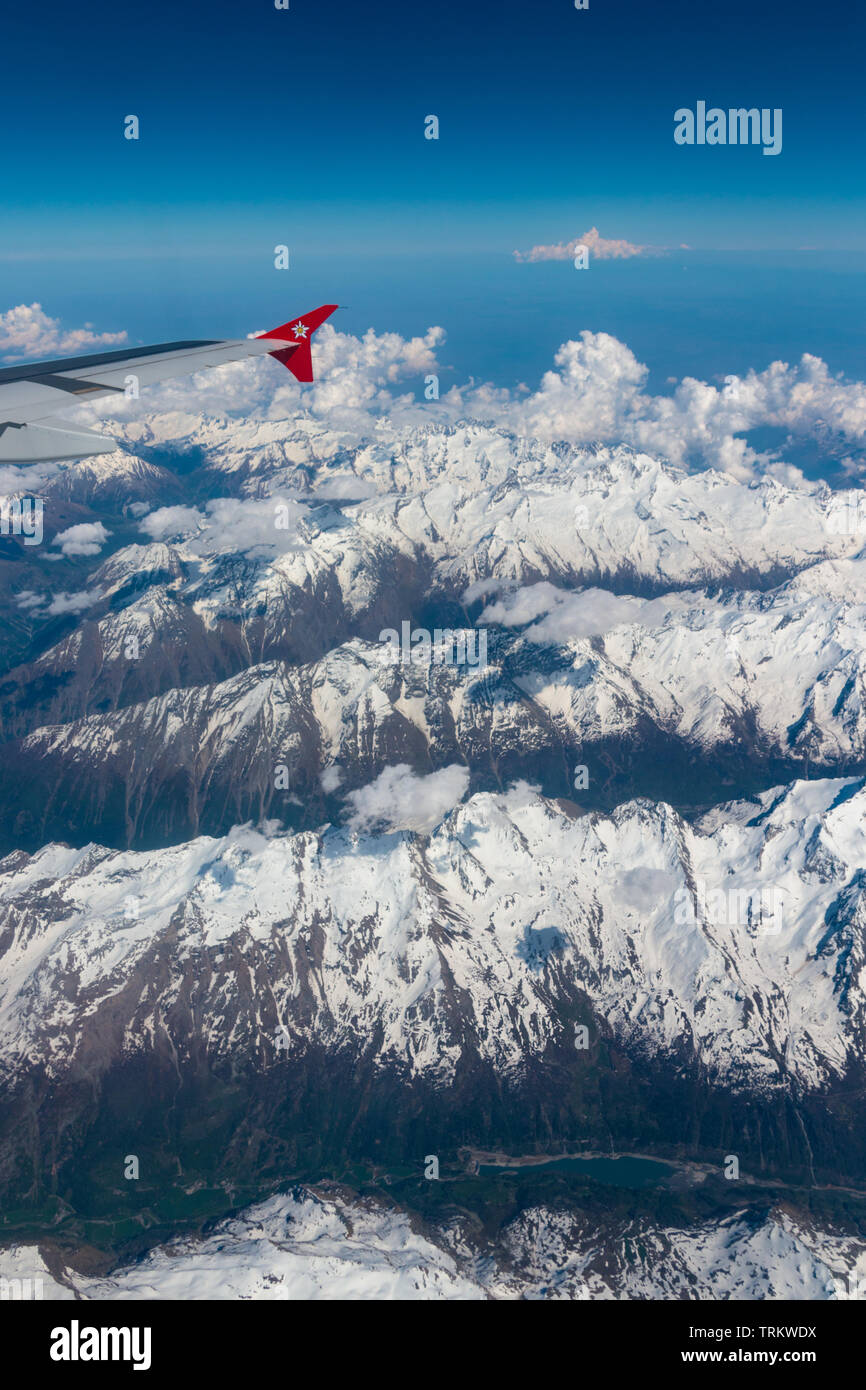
[0,461,61,497]
[0,303,127,361]
[462,577,504,605]
[320,765,343,792]
[618,867,678,912]
[343,763,470,834]
[514,227,652,263]
[36,299,866,482]
[300,324,445,430]
[138,505,205,542]
[46,590,99,615]
[479,583,672,643]
[15,589,45,610]
[51,521,109,557]
[139,496,308,554]
[436,333,866,481]
[87,321,446,443]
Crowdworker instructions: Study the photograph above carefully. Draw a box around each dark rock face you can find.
[3,1038,857,1230]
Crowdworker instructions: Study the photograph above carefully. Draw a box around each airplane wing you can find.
[0,304,338,464]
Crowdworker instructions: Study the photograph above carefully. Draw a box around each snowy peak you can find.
[1,777,864,1094]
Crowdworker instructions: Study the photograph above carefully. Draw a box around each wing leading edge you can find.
[0,305,338,463]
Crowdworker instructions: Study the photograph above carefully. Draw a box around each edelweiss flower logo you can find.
[292,321,309,338]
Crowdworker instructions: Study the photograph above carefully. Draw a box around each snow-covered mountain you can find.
[4,1186,865,1300]
[3,426,866,853]
[3,414,866,1297]
[5,557,866,848]
[107,416,864,592]
[6,425,863,681]
[0,776,863,1094]
[39,452,184,510]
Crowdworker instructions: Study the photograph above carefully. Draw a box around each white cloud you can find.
[618,867,677,911]
[0,461,61,496]
[462,578,504,605]
[139,497,307,554]
[320,765,343,792]
[138,505,205,541]
[89,322,446,442]
[15,589,45,610]
[52,521,109,557]
[0,303,127,361]
[45,305,866,482]
[343,763,470,834]
[514,227,652,263]
[439,334,866,481]
[479,584,672,643]
[46,590,99,615]
[302,325,444,429]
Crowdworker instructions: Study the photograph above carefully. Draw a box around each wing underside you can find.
[0,418,118,464]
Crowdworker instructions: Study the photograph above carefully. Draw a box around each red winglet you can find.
[258,304,338,382]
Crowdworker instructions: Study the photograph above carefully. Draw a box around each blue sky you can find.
[1,0,864,389]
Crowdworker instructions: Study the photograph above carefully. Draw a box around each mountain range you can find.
[2,412,866,1297]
